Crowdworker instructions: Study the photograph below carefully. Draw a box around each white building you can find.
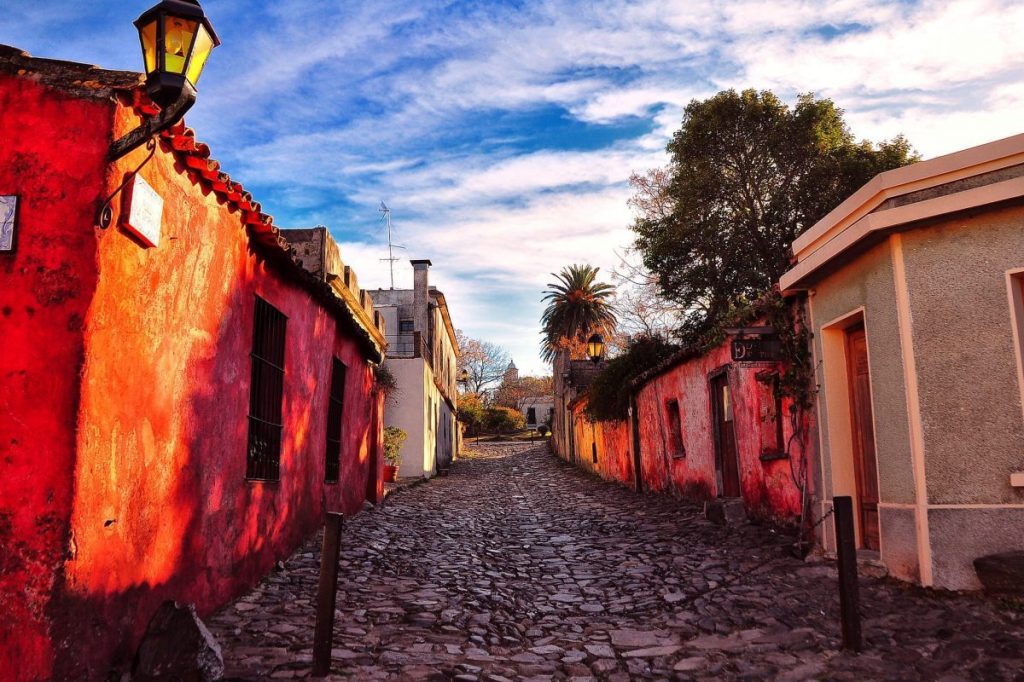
[519,396,554,430]
[370,260,459,478]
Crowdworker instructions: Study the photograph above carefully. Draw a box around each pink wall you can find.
[568,402,632,485]
[634,342,812,524]
[0,75,384,680]
[557,334,815,527]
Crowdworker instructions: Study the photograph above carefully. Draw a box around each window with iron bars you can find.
[246,296,287,481]
[325,357,346,482]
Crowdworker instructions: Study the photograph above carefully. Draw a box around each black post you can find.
[833,496,863,652]
[312,512,344,677]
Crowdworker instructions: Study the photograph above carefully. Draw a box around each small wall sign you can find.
[123,174,163,248]
[727,326,782,362]
[0,195,17,252]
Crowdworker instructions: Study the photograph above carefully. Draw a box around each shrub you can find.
[383,426,407,466]
[585,335,679,422]
[484,406,526,434]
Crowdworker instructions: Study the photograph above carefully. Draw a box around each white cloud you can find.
[11,0,1021,374]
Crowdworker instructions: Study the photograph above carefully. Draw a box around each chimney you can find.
[411,259,432,339]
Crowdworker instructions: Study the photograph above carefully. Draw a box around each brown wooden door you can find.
[711,373,742,498]
[846,325,880,551]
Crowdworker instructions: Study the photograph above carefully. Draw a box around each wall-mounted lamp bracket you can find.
[108,84,195,161]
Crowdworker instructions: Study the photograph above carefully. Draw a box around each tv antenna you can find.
[379,201,405,289]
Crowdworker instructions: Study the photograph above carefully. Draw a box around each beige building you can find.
[519,396,554,430]
[781,133,1024,590]
[371,260,459,478]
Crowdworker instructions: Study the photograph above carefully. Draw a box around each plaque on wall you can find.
[0,195,17,252]
[123,174,164,248]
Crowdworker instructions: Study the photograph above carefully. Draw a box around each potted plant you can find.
[383,426,407,482]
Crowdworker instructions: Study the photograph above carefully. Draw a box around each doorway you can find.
[845,324,880,550]
[710,371,741,498]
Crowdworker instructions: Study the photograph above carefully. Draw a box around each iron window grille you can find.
[325,357,347,482]
[246,296,287,481]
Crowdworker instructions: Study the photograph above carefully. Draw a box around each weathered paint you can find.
[554,331,814,527]
[633,341,812,524]
[0,71,113,682]
[0,73,384,679]
[567,403,631,485]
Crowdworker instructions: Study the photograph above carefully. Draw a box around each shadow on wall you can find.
[52,241,378,679]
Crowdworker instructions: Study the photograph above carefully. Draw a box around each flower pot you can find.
[383,464,399,482]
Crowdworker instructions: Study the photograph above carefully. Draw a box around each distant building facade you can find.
[520,396,555,430]
[370,260,459,477]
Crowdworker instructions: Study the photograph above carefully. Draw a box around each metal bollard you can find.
[312,512,344,677]
[833,496,863,652]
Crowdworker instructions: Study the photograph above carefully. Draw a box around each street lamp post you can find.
[586,332,605,464]
[109,0,220,160]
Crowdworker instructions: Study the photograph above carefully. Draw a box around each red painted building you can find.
[0,47,387,680]
[553,314,817,527]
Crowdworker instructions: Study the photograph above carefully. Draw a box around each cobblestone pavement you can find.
[208,443,1024,681]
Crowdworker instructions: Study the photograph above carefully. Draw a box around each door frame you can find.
[709,365,741,498]
[819,308,883,551]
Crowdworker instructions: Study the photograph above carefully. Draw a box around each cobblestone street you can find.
[208,443,1024,681]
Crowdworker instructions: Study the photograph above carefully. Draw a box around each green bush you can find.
[383,426,407,465]
[585,335,679,422]
[484,406,526,433]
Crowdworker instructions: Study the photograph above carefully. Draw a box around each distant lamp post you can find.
[458,369,470,387]
[586,333,605,364]
[110,0,220,160]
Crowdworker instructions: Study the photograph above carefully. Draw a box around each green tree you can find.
[540,264,617,362]
[483,406,526,434]
[585,335,679,422]
[634,89,917,344]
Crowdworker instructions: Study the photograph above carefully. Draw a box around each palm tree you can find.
[540,264,617,362]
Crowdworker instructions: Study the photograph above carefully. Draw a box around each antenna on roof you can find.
[378,201,405,289]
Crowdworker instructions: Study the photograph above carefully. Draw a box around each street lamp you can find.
[458,369,470,387]
[110,0,220,160]
[587,333,605,364]
[585,332,604,465]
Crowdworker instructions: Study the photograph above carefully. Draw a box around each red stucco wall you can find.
[568,405,632,485]
[1,77,383,680]
[559,334,814,527]
[634,343,812,524]
[0,73,114,682]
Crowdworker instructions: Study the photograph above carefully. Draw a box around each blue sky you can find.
[3,1,1023,375]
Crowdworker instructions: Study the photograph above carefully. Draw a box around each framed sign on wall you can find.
[123,174,163,248]
[0,195,17,252]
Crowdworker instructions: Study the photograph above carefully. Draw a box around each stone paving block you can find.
[207,442,1024,681]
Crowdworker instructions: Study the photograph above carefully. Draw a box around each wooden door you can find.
[845,325,880,551]
[711,373,741,498]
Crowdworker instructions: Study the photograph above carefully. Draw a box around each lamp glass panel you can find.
[185,24,214,85]
[139,19,158,74]
[163,16,198,75]
[588,340,603,360]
